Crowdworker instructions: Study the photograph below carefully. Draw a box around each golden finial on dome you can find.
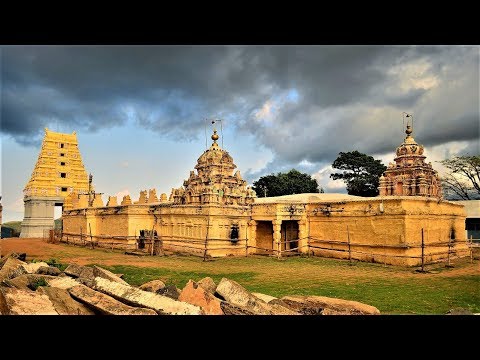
[405,124,413,136]
[403,112,413,138]
[211,129,219,143]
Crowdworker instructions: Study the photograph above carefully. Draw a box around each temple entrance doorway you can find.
[256,221,273,255]
[281,220,299,252]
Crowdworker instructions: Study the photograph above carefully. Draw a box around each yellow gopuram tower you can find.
[20,128,90,238]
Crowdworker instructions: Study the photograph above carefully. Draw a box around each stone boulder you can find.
[0,287,58,315]
[252,292,277,303]
[215,278,276,315]
[37,266,62,276]
[156,285,181,300]
[68,284,157,315]
[280,295,380,315]
[139,280,166,293]
[220,302,256,315]
[3,274,58,291]
[64,264,129,287]
[0,253,26,270]
[93,277,203,315]
[269,303,301,315]
[37,286,95,315]
[446,307,473,315]
[46,276,81,290]
[92,265,129,285]
[179,280,223,315]
[197,277,217,294]
[64,264,95,280]
[0,258,28,282]
[216,279,300,315]
[22,262,49,274]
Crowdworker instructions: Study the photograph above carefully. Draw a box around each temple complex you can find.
[379,124,442,197]
[20,128,91,237]
[61,123,469,266]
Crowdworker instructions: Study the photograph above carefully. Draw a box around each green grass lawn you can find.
[79,255,480,315]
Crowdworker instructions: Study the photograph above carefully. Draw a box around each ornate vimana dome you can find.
[171,128,256,206]
[379,123,442,198]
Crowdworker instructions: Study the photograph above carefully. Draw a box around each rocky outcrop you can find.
[93,277,203,315]
[46,276,81,290]
[37,266,62,276]
[220,301,256,315]
[156,285,181,300]
[139,280,166,293]
[92,265,129,285]
[0,257,381,316]
[22,262,49,274]
[64,264,95,280]
[252,292,277,303]
[68,284,157,315]
[3,274,58,291]
[197,277,217,294]
[37,286,95,315]
[0,253,26,269]
[64,264,129,287]
[280,295,380,315]
[269,303,301,315]
[0,287,58,315]
[0,258,27,282]
[446,307,473,315]
[216,278,277,315]
[179,280,223,315]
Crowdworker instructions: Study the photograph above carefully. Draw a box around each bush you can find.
[46,258,68,271]
[29,277,48,290]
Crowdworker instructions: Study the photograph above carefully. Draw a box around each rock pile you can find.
[0,253,380,315]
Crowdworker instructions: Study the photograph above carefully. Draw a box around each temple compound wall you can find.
[62,126,469,266]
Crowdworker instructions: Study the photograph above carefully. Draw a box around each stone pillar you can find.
[272,219,282,258]
[410,179,417,196]
[418,176,428,196]
[247,220,257,255]
[403,179,411,196]
[297,218,308,254]
[378,176,387,196]
[387,180,393,195]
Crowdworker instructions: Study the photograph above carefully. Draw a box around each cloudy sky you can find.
[1,45,478,222]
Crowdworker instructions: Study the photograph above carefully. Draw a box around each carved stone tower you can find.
[20,128,90,237]
[378,123,442,198]
[171,127,256,206]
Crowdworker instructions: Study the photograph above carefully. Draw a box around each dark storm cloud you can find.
[1,45,478,178]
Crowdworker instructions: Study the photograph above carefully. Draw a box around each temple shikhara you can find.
[171,129,256,206]
[20,128,90,237]
[379,124,442,198]
[22,120,469,266]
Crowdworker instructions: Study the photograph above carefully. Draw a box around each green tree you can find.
[252,169,321,197]
[439,155,480,200]
[330,151,387,197]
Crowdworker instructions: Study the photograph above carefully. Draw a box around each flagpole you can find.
[204,118,208,150]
